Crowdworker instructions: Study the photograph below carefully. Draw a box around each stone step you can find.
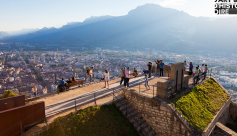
[119,103,132,111]
[115,99,128,107]
[113,95,124,102]
[148,130,156,136]
[126,110,138,118]
[134,119,145,128]
[121,107,136,117]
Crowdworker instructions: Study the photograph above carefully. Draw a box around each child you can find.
[144,74,150,90]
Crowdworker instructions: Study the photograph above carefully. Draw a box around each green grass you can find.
[171,78,230,133]
[41,103,139,136]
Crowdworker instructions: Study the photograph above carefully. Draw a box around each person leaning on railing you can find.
[32,85,37,97]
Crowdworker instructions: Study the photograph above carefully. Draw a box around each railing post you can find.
[45,115,48,128]
[94,93,97,106]
[113,89,114,100]
[75,99,77,113]
[153,86,154,98]
[139,84,140,93]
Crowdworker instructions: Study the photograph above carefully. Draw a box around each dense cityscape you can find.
[1,42,237,101]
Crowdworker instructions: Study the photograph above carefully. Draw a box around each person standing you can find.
[124,67,130,88]
[89,67,94,85]
[104,70,110,89]
[193,67,199,84]
[43,86,47,94]
[154,60,160,75]
[204,64,209,79]
[144,74,150,90]
[134,68,138,77]
[120,68,125,85]
[147,62,152,78]
[32,85,37,97]
[184,61,187,70]
[159,60,164,77]
[201,64,204,73]
[189,62,193,73]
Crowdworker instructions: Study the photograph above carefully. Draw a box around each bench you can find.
[65,80,85,89]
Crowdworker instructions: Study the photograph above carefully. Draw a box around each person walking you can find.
[124,67,130,88]
[159,60,164,77]
[120,68,125,85]
[147,62,152,78]
[144,74,150,90]
[32,85,37,97]
[104,70,110,89]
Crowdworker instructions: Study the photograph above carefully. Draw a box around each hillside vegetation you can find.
[171,78,230,132]
[0,90,18,99]
[41,103,138,136]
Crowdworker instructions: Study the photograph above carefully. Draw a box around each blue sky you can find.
[0,0,214,31]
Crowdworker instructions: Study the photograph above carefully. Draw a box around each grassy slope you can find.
[171,78,230,132]
[41,103,139,136]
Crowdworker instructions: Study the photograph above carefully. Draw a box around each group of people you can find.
[145,60,165,78]
[120,67,133,88]
[32,85,47,97]
[186,61,209,84]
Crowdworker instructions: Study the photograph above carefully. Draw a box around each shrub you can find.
[171,79,230,133]
[0,90,18,99]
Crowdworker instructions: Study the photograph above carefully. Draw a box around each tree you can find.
[2,57,5,65]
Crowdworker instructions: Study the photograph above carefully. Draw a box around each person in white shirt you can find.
[124,67,133,88]
[32,85,37,97]
[89,67,94,85]
[200,64,204,73]
[43,86,47,94]
[104,70,110,89]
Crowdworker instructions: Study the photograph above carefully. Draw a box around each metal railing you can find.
[0,106,48,136]
[136,69,213,99]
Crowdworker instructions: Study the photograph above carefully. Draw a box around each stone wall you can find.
[228,102,237,125]
[123,89,194,136]
[156,62,189,100]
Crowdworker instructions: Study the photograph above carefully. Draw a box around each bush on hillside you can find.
[0,90,18,99]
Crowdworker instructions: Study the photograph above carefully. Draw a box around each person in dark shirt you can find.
[67,78,72,83]
[133,68,138,77]
[147,62,152,78]
[189,62,193,73]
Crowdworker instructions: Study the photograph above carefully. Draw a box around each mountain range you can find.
[1,4,237,53]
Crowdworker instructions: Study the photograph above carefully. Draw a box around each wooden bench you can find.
[65,80,84,89]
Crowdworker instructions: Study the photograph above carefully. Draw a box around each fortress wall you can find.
[123,89,194,136]
[228,102,237,125]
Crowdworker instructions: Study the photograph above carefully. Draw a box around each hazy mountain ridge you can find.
[1,4,237,53]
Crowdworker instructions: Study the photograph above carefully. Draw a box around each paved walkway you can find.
[45,76,156,117]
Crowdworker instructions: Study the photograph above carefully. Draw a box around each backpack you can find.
[87,69,90,75]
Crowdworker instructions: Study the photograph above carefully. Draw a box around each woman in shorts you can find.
[104,70,110,89]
